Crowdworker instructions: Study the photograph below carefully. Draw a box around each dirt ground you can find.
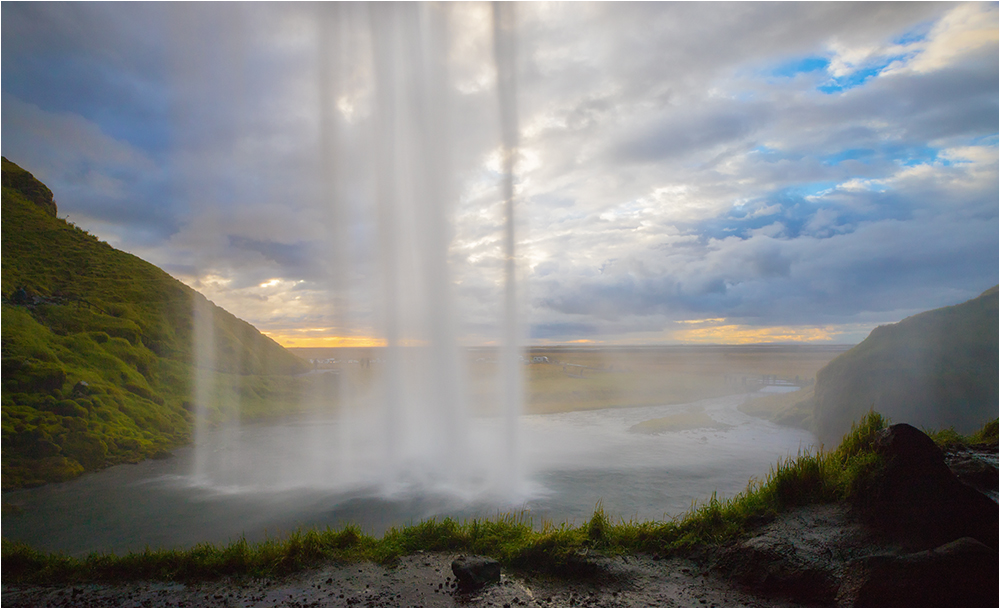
[2,552,790,608]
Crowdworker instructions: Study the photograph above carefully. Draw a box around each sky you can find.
[2,2,997,347]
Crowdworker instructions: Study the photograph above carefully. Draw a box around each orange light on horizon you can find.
[672,323,837,344]
[261,332,387,349]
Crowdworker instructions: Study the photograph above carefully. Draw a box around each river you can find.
[2,390,814,556]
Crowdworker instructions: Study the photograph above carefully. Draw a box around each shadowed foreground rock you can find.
[837,536,999,607]
[714,424,999,606]
[861,423,998,550]
[451,555,501,590]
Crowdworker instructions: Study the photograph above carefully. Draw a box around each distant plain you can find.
[289,344,851,416]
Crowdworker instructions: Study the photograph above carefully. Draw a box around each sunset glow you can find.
[262,333,387,349]
[672,323,838,345]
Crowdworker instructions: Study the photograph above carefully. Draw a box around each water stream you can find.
[3,392,815,556]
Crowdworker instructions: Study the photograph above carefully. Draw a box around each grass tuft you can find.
[926,418,999,448]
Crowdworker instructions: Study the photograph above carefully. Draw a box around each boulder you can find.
[451,555,501,590]
[856,424,998,550]
[944,447,999,497]
[1,157,57,217]
[713,535,837,602]
[837,537,999,607]
[710,503,870,604]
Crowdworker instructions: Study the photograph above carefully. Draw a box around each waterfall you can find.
[191,2,526,503]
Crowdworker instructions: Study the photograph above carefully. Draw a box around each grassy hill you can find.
[812,287,998,445]
[1,157,309,488]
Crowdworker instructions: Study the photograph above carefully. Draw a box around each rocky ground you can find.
[0,501,959,609]
[2,551,788,608]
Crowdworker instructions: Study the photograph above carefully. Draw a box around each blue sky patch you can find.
[748,145,803,163]
[686,177,924,243]
[819,144,945,168]
[819,65,883,94]
[771,56,829,78]
[891,145,945,167]
[822,148,876,165]
[892,23,930,46]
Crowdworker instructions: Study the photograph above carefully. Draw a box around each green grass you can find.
[926,418,999,448]
[2,157,310,488]
[1,411,894,585]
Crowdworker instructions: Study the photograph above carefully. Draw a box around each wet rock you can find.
[451,555,501,590]
[944,447,998,497]
[858,424,998,550]
[836,537,999,607]
[713,532,838,603]
[710,503,878,604]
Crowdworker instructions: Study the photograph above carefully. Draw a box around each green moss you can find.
[2,158,310,489]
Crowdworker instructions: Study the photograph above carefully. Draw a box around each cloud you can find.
[889,2,998,75]
[0,94,175,243]
[2,2,995,345]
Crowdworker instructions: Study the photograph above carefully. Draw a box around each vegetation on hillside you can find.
[1,158,309,488]
[738,386,816,432]
[812,287,998,446]
[927,418,999,448]
[2,410,903,584]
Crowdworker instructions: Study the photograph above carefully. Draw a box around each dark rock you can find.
[713,532,838,603]
[451,555,501,590]
[2,157,57,217]
[11,286,30,305]
[837,537,999,607]
[711,503,877,604]
[944,447,999,497]
[857,424,998,550]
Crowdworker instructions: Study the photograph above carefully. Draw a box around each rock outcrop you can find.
[812,287,998,446]
[713,425,999,606]
[451,555,501,590]
[858,423,997,550]
[837,536,999,607]
[1,157,57,217]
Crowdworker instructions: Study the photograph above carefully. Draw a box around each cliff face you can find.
[1,158,309,488]
[1,157,57,217]
[813,287,998,446]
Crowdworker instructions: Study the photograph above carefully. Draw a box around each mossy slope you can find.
[813,287,998,446]
[1,157,309,488]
